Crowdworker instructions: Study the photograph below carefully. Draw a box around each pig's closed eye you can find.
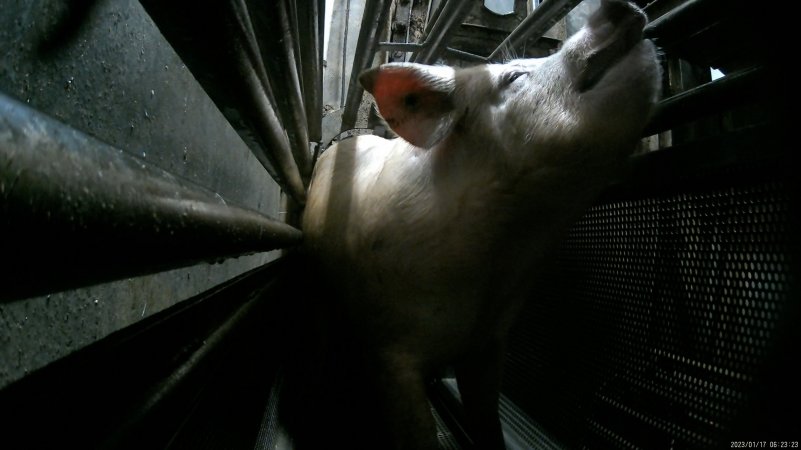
[504,71,528,86]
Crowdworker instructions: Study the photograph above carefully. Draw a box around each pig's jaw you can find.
[572,1,648,91]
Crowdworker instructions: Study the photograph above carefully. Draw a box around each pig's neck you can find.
[424,131,624,261]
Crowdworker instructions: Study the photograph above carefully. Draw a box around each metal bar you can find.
[216,2,310,194]
[0,93,302,301]
[643,66,765,136]
[424,0,447,35]
[644,0,729,45]
[379,42,424,52]
[297,0,324,143]
[404,0,415,62]
[340,0,393,131]
[411,0,474,64]
[340,0,352,108]
[227,0,307,202]
[279,0,312,178]
[488,0,582,61]
[383,29,502,63]
[288,0,305,86]
[101,273,277,449]
[445,46,489,63]
[245,0,312,181]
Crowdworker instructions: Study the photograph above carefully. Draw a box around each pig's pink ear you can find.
[360,63,456,149]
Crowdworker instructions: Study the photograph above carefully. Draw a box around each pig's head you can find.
[360,0,660,172]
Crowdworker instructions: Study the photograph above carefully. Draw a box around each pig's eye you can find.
[504,71,527,86]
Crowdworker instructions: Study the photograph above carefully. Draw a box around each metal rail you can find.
[643,66,765,136]
[0,93,302,301]
[411,0,475,64]
[488,0,582,61]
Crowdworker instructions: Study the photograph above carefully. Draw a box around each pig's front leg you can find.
[455,336,508,450]
[372,354,441,450]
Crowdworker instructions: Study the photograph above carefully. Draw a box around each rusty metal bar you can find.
[488,0,582,61]
[411,0,475,64]
[0,93,302,301]
[340,0,393,131]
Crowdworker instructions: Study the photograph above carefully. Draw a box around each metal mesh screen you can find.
[503,171,795,449]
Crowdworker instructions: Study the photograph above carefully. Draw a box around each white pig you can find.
[301,1,660,448]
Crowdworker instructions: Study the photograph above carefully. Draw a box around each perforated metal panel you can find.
[503,171,796,449]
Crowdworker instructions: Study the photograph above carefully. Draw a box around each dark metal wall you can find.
[0,0,310,390]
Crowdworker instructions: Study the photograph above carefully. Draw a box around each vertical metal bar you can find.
[297,0,324,143]
[340,0,393,131]
[411,0,475,64]
[425,0,447,35]
[279,0,312,179]
[0,93,302,301]
[488,0,582,61]
[340,0,352,108]
[228,0,307,203]
[404,0,415,62]
[288,0,305,90]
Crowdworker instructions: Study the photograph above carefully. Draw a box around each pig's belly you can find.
[337,256,496,369]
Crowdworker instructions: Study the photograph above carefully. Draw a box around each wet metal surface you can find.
[0,0,290,388]
[0,93,301,300]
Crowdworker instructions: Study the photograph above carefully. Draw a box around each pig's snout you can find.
[589,0,647,35]
[571,0,651,92]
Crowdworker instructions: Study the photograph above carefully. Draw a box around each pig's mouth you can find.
[575,0,649,93]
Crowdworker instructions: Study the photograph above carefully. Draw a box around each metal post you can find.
[411,0,475,64]
[0,93,302,301]
[340,0,393,132]
[488,0,582,61]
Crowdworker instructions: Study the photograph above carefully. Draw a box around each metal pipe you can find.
[411,0,474,64]
[643,66,765,136]
[279,0,312,179]
[379,42,424,52]
[378,43,487,63]
[340,0,351,108]
[340,0,393,131]
[0,93,302,301]
[424,0,446,35]
[245,0,312,181]
[404,0,415,62]
[297,0,324,143]
[488,0,582,61]
[228,0,307,202]
[445,47,488,63]
[644,0,729,45]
